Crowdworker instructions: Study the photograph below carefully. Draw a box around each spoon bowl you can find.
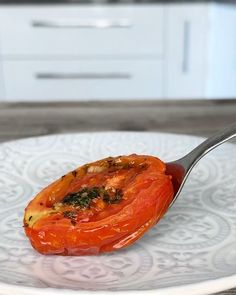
[166,123,236,206]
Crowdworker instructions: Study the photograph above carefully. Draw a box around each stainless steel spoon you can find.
[166,123,236,207]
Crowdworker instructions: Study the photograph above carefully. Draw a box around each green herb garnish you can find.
[62,187,100,209]
[61,186,123,209]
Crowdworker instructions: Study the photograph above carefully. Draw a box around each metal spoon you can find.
[166,123,236,207]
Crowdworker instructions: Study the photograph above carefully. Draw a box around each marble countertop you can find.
[0,99,235,142]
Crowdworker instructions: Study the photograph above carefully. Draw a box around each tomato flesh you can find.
[24,154,174,255]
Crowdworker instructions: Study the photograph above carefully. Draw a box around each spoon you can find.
[166,123,236,207]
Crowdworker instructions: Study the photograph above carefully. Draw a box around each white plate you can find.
[0,132,236,295]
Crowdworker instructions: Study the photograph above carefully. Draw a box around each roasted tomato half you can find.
[24,154,174,255]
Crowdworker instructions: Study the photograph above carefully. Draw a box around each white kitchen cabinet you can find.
[0,4,164,101]
[0,3,236,101]
[165,3,236,99]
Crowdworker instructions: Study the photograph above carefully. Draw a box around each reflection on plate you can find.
[0,132,236,295]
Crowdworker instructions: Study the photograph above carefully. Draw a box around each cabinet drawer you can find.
[0,5,163,57]
[3,59,163,101]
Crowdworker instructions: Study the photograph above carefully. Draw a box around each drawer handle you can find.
[182,20,191,73]
[31,19,132,29]
[35,73,132,79]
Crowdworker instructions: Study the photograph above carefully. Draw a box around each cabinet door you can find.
[0,60,4,100]
[164,4,209,99]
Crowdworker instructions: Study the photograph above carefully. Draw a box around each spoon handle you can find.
[178,122,236,172]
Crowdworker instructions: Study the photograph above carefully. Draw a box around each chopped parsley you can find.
[61,186,123,209]
[62,187,100,209]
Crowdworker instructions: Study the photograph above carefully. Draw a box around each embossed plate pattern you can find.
[0,132,236,295]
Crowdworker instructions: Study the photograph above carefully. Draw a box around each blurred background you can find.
[0,0,236,144]
[0,0,236,102]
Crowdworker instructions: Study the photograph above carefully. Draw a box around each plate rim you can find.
[1,130,235,149]
[1,272,236,295]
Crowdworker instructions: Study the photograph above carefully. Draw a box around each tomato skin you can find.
[24,154,174,255]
